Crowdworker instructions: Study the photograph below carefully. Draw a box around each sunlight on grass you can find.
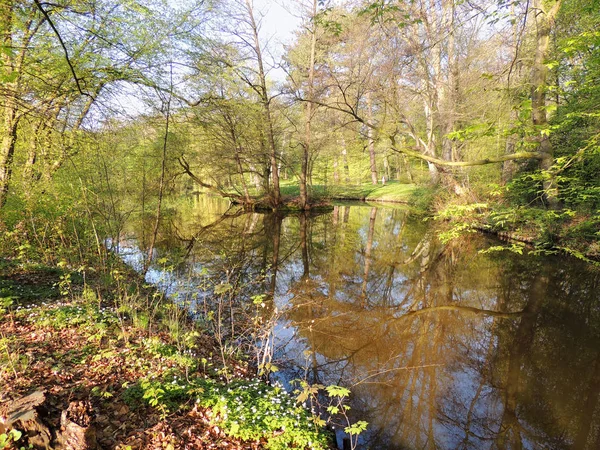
[278,181,417,203]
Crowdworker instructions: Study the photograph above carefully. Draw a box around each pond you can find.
[116,195,600,450]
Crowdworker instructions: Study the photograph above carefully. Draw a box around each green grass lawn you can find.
[279,181,418,203]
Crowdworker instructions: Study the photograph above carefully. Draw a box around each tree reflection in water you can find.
[121,196,600,450]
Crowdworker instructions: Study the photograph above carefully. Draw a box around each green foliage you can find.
[407,185,439,215]
[0,334,29,377]
[344,420,368,437]
[545,7,600,211]
[435,203,489,220]
[438,222,480,244]
[128,376,331,449]
[293,381,368,449]
[0,188,108,268]
[0,429,29,450]
[0,297,14,316]
[199,379,330,449]
[359,1,422,27]
[324,385,351,398]
[434,203,489,243]
[141,336,197,370]
[489,206,577,245]
[16,302,117,331]
[479,243,526,255]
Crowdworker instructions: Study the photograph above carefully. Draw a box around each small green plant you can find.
[0,333,27,378]
[294,381,368,450]
[128,374,332,449]
[0,297,14,316]
[18,302,118,332]
[0,429,30,450]
[198,379,331,450]
[480,243,526,255]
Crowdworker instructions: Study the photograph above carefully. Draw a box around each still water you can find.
[117,195,600,450]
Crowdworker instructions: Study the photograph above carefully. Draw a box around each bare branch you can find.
[33,0,92,99]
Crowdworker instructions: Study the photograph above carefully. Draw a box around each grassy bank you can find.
[279,182,419,204]
[0,257,335,450]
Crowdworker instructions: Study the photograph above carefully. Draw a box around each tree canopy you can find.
[1,0,599,217]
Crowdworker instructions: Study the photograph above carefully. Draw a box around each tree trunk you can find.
[341,136,350,183]
[333,157,340,184]
[22,120,47,184]
[146,89,171,273]
[244,0,281,207]
[0,1,17,208]
[366,92,378,184]
[224,111,251,203]
[531,0,562,208]
[441,0,458,163]
[300,0,317,210]
[57,401,98,450]
[383,154,391,180]
[0,113,19,208]
[503,4,523,183]
[502,110,519,184]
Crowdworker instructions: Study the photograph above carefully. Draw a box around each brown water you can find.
[118,195,600,450]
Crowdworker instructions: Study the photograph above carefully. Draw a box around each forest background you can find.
[1,0,599,259]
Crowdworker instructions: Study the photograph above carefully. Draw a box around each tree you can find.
[207,0,283,207]
[290,0,563,194]
[529,0,562,207]
[1,1,39,207]
[299,0,319,208]
[0,0,181,207]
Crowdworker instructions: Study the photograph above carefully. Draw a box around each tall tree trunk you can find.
[531,0,561,208]
[341,136,350,183]
[23,121,46,184]
[224,111,251,204]
[0,114,19,208]
[244,0,281,207]
[259,131,270,194]
[333,157,340,184]
[503,3,522,183]
[300,0,317,210]
[0,1,17,208]
[383,154,391,180]
[366,92,378,185]
[502,110,519,183]
[442,0,458,163]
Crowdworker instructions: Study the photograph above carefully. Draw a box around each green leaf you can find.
[214,283,232,295]
[325,385,350,398]
[344,420,368,436]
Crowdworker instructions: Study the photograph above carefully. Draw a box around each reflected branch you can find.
[400,305,525,319]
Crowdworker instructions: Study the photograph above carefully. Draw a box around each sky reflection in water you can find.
[117,195,600,450]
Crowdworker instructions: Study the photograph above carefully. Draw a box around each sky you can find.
[254,0,302,79]
[256,0,302,47]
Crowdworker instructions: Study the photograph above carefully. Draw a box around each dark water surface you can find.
[118,195,600,450]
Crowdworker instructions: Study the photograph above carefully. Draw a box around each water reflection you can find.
[120,196,600,450]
